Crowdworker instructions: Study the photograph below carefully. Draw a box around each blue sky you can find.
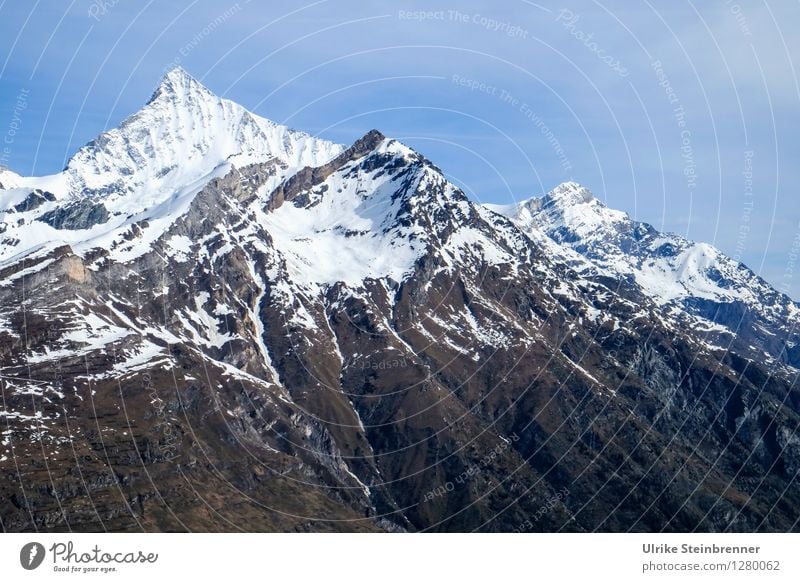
[1,0,798,297]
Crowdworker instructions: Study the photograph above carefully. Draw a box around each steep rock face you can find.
[1,71,799,533]
[13,190,56,213]
[38,199,111,230]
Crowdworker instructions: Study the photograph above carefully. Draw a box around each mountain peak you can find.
[486,181,602,225]
[148,66,213,105]
[0,167,21,190]
[485,180,629,246]
[347,129,386,156]
[163,65,195,83]
[542,181,595,208]
[489,182,601,220]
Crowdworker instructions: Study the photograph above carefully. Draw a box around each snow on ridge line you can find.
[488,182,800,320]
[63,68,344,208]
[4,67,344,212]
[0,162,235,268]
[0,168,22,189]
[0,68,351,270]
[261,142,426,287]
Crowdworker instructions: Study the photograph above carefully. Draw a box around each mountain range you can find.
[1,68,798,532]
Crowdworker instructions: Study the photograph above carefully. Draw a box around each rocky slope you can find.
[1,69,799,532]
[487,182,800,371]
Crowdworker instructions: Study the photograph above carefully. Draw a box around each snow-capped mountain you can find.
[65,67,343,201]
[0,168,21,190]
[2,70,800,534]
[0,67,343,265]
[488,181,800,370]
